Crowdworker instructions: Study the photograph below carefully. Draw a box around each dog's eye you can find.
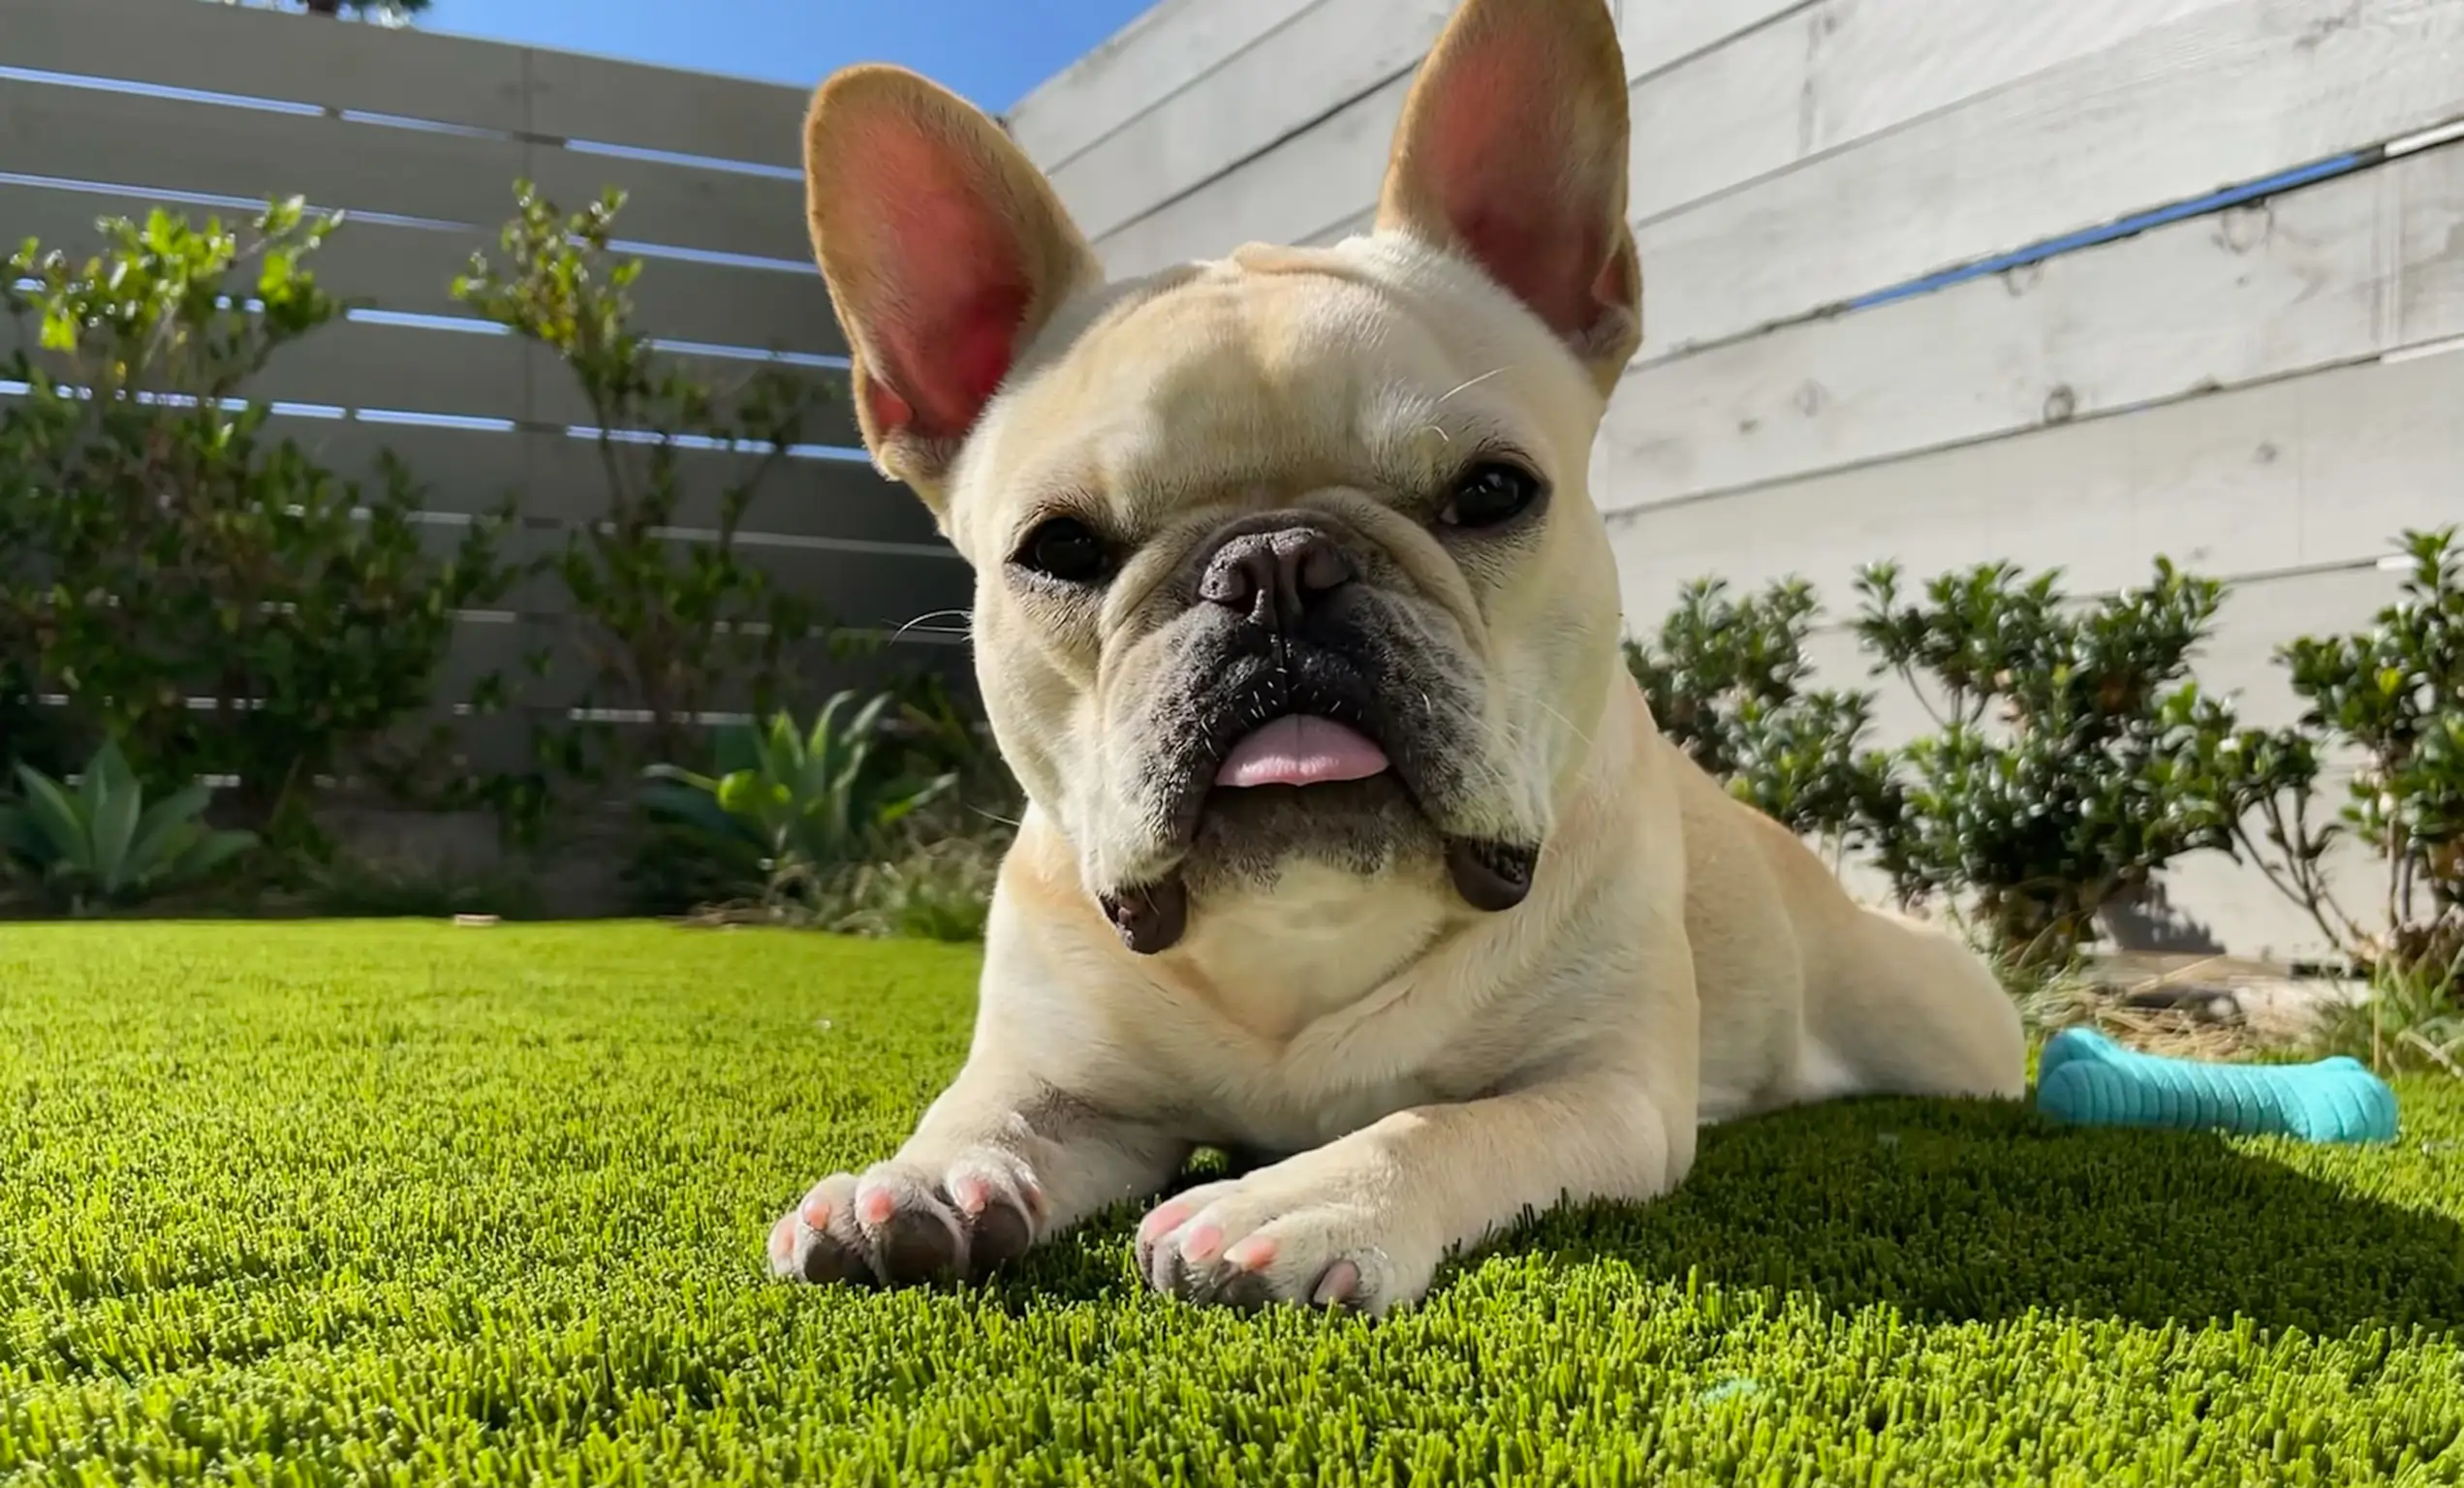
[1013,515,1111,584]
[1439,461,1544,530]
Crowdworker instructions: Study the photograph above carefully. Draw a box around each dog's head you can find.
[803,0,1639,952]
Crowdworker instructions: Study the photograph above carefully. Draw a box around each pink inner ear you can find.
[1413,41,1611,340]
[854,123,1040,443]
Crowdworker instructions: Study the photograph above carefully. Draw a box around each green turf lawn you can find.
[3,922,2461,1485]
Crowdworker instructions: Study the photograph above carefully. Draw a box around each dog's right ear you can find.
[803,66,1104,513]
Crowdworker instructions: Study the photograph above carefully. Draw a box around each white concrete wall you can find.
[1008,0,2464,963]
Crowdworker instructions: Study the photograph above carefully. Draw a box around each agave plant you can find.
[0,740,260,914]
[641,692,957,912]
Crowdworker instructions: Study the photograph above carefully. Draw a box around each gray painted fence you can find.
[1009,0,2464,962]
[3,0,973,774]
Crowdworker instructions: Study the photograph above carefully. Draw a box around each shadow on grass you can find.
[878,1099,2464,1335]
[1507,1097,2464,1336]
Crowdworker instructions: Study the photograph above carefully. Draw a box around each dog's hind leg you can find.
[1794,903,2028,1103]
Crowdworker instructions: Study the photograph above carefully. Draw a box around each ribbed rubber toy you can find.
[2034,1027,2398,1144]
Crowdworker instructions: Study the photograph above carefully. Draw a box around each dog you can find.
[766,0,2026,1314]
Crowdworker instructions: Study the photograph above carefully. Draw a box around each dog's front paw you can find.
[1133,1157,1435,1315]
[767,1149,1044,1288]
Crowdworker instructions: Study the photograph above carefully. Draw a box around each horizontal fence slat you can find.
[1619,0,1809,82]
[0,179,843,356]
[1626,0,2236,227]
[287,418,944,544]
[520,141,809,266]
[1634,0,2464,355]
[1605,351,2464,662]
[430,617,974,722]
[0,77,811,264]
[4,316,859,446]
[724,542,975,636]
[13,0,808,169]
[1008,0,1325,170]
[626,259,841,358]
[525,353,859,448]
[1092,68,1412,279]
[1046,0,1451,242]
[264,319,533,419]
[1039,0,1837,251]
[409,519,968,630]
[0,75,526,232]
[1596,142,2464,512]
[522,49,806,170]
[1084,0,2464,354]
[9,0,530,134]
[0,313,528,420]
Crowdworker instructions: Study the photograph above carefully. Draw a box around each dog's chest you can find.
[1170,865,1448,1040]
[1147,867,1484,1149]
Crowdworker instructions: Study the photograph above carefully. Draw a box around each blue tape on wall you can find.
[1842,150,2377,315]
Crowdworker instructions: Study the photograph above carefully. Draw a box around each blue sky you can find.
[421,0,1159,112]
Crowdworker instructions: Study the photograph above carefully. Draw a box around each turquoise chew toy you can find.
[2034,1027,2398,1144]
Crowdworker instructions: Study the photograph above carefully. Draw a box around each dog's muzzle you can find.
[1095,518,1542,954]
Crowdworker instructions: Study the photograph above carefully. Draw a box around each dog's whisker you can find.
[893,609,976,643]
[1437,365,1514,405]
[1535,699,1597,752]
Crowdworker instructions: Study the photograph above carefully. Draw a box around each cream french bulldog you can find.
[766,0,2025,1313]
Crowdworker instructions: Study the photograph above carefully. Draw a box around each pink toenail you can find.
[950,1174,989,1215]
[1180,1222,1225,1264]
[1139,1201,1192,1242]
[1312,1259,1359,1306]
[1224,1235,1276,1271]
[857,1186,895,1225]
[767,1212,798,1264]
[799,1194,833,1228]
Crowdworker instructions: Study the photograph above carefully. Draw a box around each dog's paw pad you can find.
[770,1198,873,1286]
[1134,1173,1414,1314]
[768,1152,1044,1289]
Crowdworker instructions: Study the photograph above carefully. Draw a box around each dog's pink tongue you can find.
[1214,715,1389,788]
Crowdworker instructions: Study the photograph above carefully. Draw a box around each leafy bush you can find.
[822,831,1007,944]
[452,184,832,790]
[2264,528,2464,991]
[1637,560,2298,969]
[2315,940,2464,1077]
[1622,576,1899,852]
[641,693,956,916]
[1849,558,2271,966]
[0,201,514,841]
[1,740,257,914]
[1,657,64,779]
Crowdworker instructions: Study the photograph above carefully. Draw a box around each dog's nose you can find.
[1197,527,1355,630]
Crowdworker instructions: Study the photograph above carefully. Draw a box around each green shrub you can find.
[1850,557,2269,966]
[1622,576,1899,854]
[0,739,257,914]
[820,830,1007,944]
[452,184,834,795]
[640,692,956,917]
[0,200,515,842]
[2267,528,2464,993]
[0,657,63,780]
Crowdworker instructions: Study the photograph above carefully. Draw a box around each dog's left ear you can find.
[1375,0,1639,391]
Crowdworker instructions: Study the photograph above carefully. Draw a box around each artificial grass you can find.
[1,923,2460,1486]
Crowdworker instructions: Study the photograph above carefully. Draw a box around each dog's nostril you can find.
[1294,541,1352,597]
[1199,527,1354,628]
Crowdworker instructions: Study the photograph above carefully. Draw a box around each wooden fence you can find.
[3,0,973,774]
[1011,0,2464,961]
